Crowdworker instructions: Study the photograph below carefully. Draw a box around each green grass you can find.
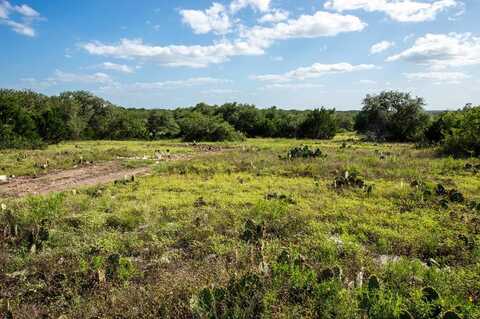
[1,135,479,318]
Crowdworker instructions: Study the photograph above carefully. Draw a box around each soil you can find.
[0,162,151,197]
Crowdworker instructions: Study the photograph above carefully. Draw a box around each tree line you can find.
[0,89,340,146]
[1,89,478,157]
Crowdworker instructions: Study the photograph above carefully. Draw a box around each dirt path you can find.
[0,162,151,197]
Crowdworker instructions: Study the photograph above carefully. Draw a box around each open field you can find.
[1,135,480,318]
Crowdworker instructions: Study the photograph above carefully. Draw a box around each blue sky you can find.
[1,0,479,110]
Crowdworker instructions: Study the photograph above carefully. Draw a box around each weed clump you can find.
[240,219,263,244]
[282,145,327,160]
[332,170,373,194]
[264,192,296,204]
[410,180,466,209]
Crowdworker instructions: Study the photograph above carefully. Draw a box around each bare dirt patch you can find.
[0,162,151,197]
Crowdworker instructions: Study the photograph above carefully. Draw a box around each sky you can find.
[1,0,479,110]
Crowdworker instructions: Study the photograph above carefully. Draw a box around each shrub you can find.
[284,145,327,159]
[440,106,480,157]
[297,108,337,139]
[355,91,429,142]
[178,112,244,142]
[146,111,180,139]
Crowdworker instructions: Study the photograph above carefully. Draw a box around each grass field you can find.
[1,135,480,318]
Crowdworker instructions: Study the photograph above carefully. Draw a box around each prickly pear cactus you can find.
[399,310,413,319]
[422,286,440,302]
[368,275,380,291]
[443,310,461,319]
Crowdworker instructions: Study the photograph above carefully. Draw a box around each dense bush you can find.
[146,111,180,139]
[438,106,480,157]
[297,108,337,139]
[336,111,356,132]
[355,91,429,142]
[177,112,244,142]
[0,89,44,149]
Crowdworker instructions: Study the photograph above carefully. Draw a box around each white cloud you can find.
[0,1,10,19]
[370,40,395,54]
[0,1,42,37]
[253,62,377,82]
[50,70,114,85]
[230,0,271,13]
[81,38,264,68]
[99,77,231,92]
[100,62,135,73]
[201,88,239,95]
[258,9,289,23]
[180,3,231,34]
[14,4,39,17]
[2,19,34,36]
[404,71,470,83]
[242,11,366,48]
[261,83,325,90]
[21,70,115,88]
[324,0,459,22]
[387,33,480,69]
[359,79,377,84]
[82,11,366,68]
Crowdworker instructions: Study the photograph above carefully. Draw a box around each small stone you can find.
[0,175,8,184]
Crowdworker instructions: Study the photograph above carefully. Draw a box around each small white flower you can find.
[1,203,6,210]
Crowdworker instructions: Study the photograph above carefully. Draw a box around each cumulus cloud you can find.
[230,0,271,13]
[100,62,135,74]
[81,38,264,68]
[242,11,366,48]
[258,9,289,23]
[0,0,42,36]
[253,62,377,82]
[81,11,366,68]
[387,33,480,69]
[324,0,459,22]
[370,40,395,54]
[404,71,470,83]
[180,3,231,34]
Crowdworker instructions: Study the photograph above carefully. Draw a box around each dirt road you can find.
[0,162,150,197]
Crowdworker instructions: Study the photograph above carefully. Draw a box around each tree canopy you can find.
[355,91,429,142]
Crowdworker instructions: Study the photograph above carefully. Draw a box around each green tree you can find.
[146,111,180,139]
[0,89,43,149]
[440,105,480,157]
[298,108,337,140]
[355,91,429,142]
